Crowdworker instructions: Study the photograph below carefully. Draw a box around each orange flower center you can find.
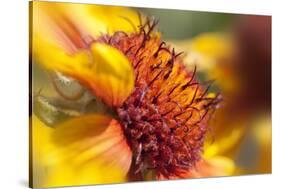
[95,20,221,178]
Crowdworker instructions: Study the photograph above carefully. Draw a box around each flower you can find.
[31,2,234,188]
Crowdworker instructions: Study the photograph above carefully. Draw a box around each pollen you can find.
[95,19,221,179]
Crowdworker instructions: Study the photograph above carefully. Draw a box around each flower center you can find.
[96,20,221,178]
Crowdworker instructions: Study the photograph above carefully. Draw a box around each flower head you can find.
[94,20,222,178]
[31,2,227,187]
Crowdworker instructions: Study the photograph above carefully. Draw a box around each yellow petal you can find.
[31,115,59,187]
[64,3,141,35]
[31,1,140,53]
[203,126,245,158]
[157,156,235,180]
[183,156,235,178]
[202,156,235,176]
[88,43,135,107]
[31,114,132,188]
[31,1,87,54]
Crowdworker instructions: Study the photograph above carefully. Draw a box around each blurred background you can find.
[141,8,234,40]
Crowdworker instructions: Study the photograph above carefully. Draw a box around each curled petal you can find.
[88,43,135,107]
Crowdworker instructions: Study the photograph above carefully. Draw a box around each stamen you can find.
[137,11,143,26]
[148,69,163,87]
[181,65,197,90]
[167,83,180,96]
[134,56,146,69]
[150,60,163,71]
[153,42,166,58]
[125,44,136,55]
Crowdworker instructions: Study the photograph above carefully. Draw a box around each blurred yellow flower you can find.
[171,32,239,94]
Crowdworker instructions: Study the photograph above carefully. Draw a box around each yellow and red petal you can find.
[157,156,234,180]
[31,1,140,54]
[182,157,235,178]
[31,114,132,188]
